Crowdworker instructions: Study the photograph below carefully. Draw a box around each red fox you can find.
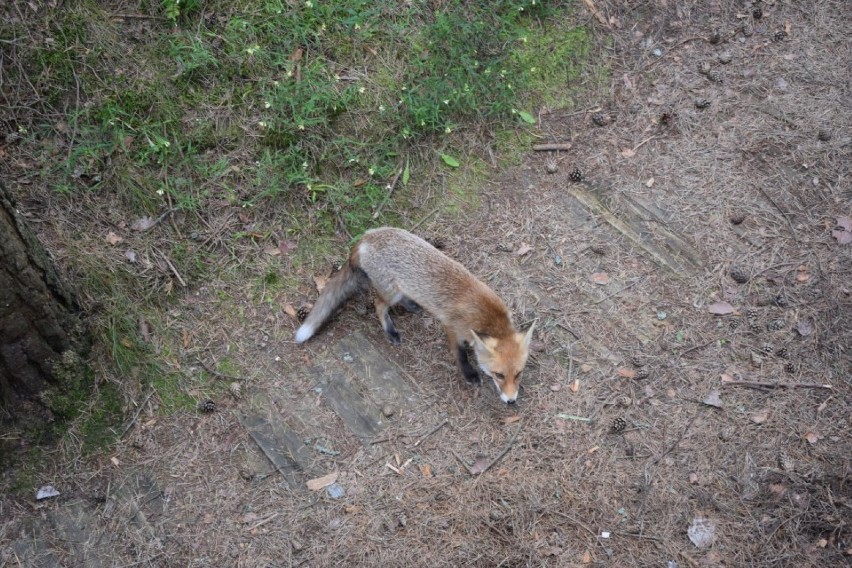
[295,227,534,404]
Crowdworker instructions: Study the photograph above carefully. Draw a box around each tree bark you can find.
[0,182,89,426]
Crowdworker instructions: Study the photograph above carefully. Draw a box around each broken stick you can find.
[723,380,832,390]
[532,143,572,152]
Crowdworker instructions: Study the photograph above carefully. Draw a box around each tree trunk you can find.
[0,182,89,427]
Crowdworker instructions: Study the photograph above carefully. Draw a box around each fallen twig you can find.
[593,277,643,305]
[411,419,448,448]
[532,143,573,152]
[475,425,521,475]
[198,356,248,382]
[161,253,186,287]
[451,449,474,475]
[722,380,832,390]
[555,413,592,422]
[372,162,406,219]
[120,390,155,439]
[409,207,440,232]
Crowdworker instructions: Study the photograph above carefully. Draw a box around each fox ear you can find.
[521,320,536,349]
[470,330,490,351]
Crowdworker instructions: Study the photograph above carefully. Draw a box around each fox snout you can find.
[497,381,519,405]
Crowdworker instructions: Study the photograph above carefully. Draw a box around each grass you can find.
[0,0,596,457]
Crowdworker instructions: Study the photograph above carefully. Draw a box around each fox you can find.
[294,227,535,404]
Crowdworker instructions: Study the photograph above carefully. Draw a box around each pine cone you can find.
[569,167,583,183]
[297,305,310,323]
[730,265,749,284]
[200,399,216,413]
[611,417,627,433]
[729,211,747,225]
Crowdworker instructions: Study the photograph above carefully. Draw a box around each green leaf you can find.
[518,111,536,124]
[402,161,410,186]
[441,154,460,168]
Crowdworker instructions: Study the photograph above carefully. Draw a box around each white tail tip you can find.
[295,325,314,344]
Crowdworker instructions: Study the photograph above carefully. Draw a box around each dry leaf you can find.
[503,415,522,424]
[720,373,735,383]
[549,383,561,392]
[795,265,810,282]
[289,47,303,62]
[470,455,490,475]
[591,272,610,285]
[620,147,636,158]
[688,517,716,549]
[617,368,637,379]
[581,0,608,26]
[131,217,156,232]
[708,302,735,315]
[703,389,724,408]
[419,464,432,478]
[803,431,822,445]
[751,409,770,424]
[645,177,655,187]
[283,304,297,318]
[795,319,814,337]
[110,456,120,467]
[313,275,328,294]
[580,363,593,373]
[242,512,259,523]
[105,231,122,245]
[515,243,533,256]
[689,472,699,484]
[263,245,281,256]
[581,550,592,564]
[278,240,297,254]
[569,379,580,393]
[832,216,852,245]
[306,471,338,491]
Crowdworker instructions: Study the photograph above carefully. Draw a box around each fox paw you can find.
[385,328,402,345]
[462,366,481,385]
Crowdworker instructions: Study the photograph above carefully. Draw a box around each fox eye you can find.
[494,373,505,381]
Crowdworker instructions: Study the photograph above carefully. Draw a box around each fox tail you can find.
[295,259,366,343]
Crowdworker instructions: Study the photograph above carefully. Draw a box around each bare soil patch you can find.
[2,1,850,567]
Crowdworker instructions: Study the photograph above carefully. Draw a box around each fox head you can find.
[470,322,535,404]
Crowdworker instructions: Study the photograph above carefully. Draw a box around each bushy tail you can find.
[295,260,366,343]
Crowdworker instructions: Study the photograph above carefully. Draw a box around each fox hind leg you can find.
[374,292,401,345]
[399,296,422,313]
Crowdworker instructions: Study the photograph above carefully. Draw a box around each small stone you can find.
[291,539,304,552]
[817,129,832,142]
[489,510,504,521]
[718,51,733,64]
[545,160,558,174]
[750,352,764,366]
[752,7,763,19]
[381,404,396,418]
[742,23,754,37]
[695,98,711,109]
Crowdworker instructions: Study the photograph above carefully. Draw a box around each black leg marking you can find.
[399,297,422,313]
[384,316,402,345]
[457,345,480,384]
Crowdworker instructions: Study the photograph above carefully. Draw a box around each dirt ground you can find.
[2,1,851,567]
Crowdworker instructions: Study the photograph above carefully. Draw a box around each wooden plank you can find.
[333,331,419,408]
[310,363,384,444]
[565,184,703,277]
[239,398,316,490]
